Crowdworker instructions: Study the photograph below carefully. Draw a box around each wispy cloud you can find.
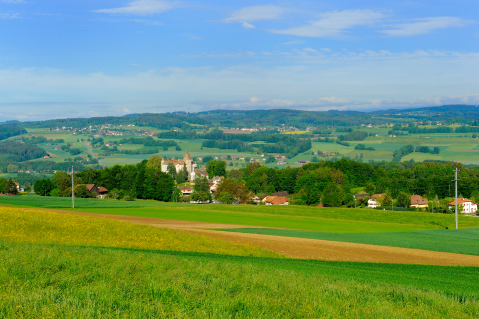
[223,5,285,29]
[0,12,19,19]
[93,0,178,15]
[271,9,384,38]
[2,0,26,3]
[381,17,471,36]
[182,51,257,59]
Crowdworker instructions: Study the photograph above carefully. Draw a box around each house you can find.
[263,196,290,205]
[180,186,193,196]
[448,198,478,213]
[211,176,224,186]
[368,194,386,208]
[410,195,428,209]
[297,160,310,164]
[97,186,109,199]
[191,169,209,181]
[77,184,99,196]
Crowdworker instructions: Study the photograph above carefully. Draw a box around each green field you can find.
[1,205,479,318]
[220,228,479,256]
[2,196,479,231]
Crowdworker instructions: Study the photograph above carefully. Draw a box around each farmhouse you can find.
[262,196,290,206]
[368,194,386,208]
[410,195,428,209]
[191,170,208,181]
[180,186,193,196]
[161,151,197,179]
[448,198,478,213]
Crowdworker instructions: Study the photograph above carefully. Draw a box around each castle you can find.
[161,151,197,178]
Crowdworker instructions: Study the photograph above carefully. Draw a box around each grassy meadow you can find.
[2,205,479,317]
[2,195,479,231]
[221,228,479,256]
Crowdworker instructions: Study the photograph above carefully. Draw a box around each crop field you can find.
[3,195,479,230]
[0,207,277,257]
[2,205,479,317]
[2,194,479,317]
[220,228,479,256]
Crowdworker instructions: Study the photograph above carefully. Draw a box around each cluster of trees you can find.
[0,177,20,194]
[222,158,475,208]
[355,144,375,151]
[205,160,227,178]
[415,146,441,154]
[337,131,369,142]
[202,139,253,152]
[156,130,197,139]
[0,124,26,141]
[0,141,48,162]
[119,137,177,148]
[392,145,414,162]
[34,157,176,201]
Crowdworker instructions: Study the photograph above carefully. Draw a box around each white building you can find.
[368,194,386,208]
[448,198,478,213]
[161,151,197,180]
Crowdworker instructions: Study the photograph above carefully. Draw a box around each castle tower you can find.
[183,151,194,176]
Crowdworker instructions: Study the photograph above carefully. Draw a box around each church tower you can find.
[183,151,194,176]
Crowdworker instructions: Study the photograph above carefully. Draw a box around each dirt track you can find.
[11,207,479,266]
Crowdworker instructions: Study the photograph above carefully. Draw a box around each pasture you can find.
[2,206,479,317]
[2,197,479,317]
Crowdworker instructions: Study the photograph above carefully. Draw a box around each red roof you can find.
[448,198,477,206]
[98,186,108,193]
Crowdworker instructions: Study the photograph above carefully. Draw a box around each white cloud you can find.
[303,48,318,53]
[321,48,332,52]
[0,12,19,19]
[271,9,384,38]
[223,5,285,28]
[93,0,177,15]
[2,0,26,3]
[241,22,256,29]
[381,17,471,36]
[0,49,478,120]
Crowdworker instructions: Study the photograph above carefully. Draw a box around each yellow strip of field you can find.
[0,207,279,258]
[281,131,309,135]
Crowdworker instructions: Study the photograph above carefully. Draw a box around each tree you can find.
[0,178,7,194]
[167,162,177,179]
[7,164,18,173]
[217,192,233,204]
[206,160,217,178]
[322,184,342,207]
[191,175,211,202]
[364,183,376,196]
[215,179,252,204]
[75,185,93,198]
[397,192,411,208]
[146,154,162,170]
[24,181,31,192]
[34,179,55,196]
[214,161,227,177]
[4,178,18,195]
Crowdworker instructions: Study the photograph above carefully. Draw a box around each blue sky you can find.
[0,0,478,121]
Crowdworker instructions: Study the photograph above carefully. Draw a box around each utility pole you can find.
[453,168,460,230]
[71,166,75,209]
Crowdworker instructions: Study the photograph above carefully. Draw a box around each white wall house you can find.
[367,194,385,208]
[448,198,478,213]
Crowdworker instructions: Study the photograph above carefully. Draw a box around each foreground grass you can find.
[2,242,479,318]
[0,208,278,258]
[221,228,479,256]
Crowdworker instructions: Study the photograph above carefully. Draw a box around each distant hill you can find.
[371,105,479,122]
[15,104,479,130]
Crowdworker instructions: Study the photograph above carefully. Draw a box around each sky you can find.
[0,0,478,121]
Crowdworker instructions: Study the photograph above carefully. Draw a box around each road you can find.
[84,141,103,166]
